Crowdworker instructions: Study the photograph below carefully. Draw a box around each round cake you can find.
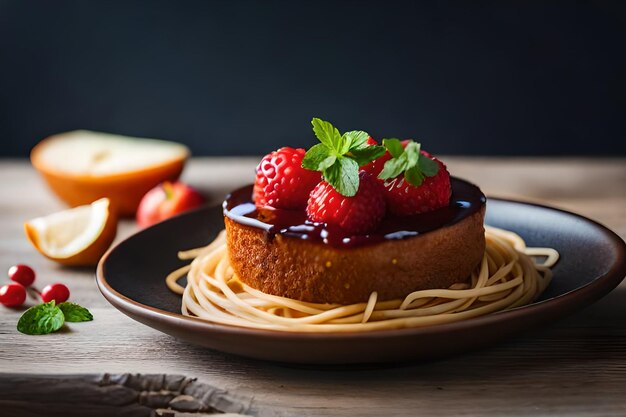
[166,118,557,335]
[224,178,486,304]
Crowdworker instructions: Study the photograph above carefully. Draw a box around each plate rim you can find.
[96,197,626,340]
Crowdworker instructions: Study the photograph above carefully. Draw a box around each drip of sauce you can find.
[223,178,486,248]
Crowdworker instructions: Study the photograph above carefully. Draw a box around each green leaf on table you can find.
[58,302,94,322]
[17,301,65,335]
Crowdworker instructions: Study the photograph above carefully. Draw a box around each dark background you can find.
[0,0,625,157]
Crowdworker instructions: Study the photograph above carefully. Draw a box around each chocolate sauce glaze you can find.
[223,177,486,248]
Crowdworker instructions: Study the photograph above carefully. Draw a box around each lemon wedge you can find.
[24,198,117,266]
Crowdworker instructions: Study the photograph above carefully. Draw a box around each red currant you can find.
[41,283,70,303]
[8,264,36,287]
[0,283,27,307]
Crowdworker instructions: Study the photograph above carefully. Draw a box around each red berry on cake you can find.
[362,137,393,178]
[253,147,321,209]
[383,152,451,215]
[306,171,386,235]
[375,139,451,216]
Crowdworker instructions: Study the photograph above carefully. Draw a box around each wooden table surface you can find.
[1,157,625,417]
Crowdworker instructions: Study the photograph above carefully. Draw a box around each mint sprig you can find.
[17,301,64,335]
[17,300,93,335]
[58,302,94,322]
[378,139,440,186]
[302,118,385,197]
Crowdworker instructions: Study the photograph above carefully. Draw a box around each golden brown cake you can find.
[223,178,486,304]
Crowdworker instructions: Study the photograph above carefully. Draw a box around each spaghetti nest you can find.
[166,227,558,332]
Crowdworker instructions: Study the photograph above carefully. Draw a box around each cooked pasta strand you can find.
[166,227,557,332]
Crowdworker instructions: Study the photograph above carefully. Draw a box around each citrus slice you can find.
[24,198,117,266]
[31,131,189,216]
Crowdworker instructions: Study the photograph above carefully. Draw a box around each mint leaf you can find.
[404,141,421,165]
[17,301,64,335]
[378,139,439,185]
[343,130,370,150]
[418,155,439,177]
[302,143,333,171]
[323,157,359,197]
[58,302,93,322]
[379,153,408,179]
[319,155,337,171]
[312,118,342,151]
[404,165,425,186]
[305,120,442,195]
[350,145,386,166]
[303,118,384,196]
[382,138,404,158]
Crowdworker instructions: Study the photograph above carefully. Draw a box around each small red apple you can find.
[136,181,205,227]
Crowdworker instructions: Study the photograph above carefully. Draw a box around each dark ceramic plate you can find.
[96,199,626,364]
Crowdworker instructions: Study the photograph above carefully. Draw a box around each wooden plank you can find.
[0,157,625,416]
[0,373,252,416]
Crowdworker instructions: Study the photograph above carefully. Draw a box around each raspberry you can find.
[253,147,321,209]
[383,151,451,216]
[306,171,386,235]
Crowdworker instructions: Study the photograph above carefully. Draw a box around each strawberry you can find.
[382,150,451,216]
[301,119,386,197]
[306,171,386,235]
[364,138,451,216]
[253,147,321,209]
[361,137,393,178]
